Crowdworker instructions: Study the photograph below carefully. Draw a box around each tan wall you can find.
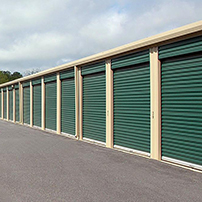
[74,66,79,139]
[150,47,161,160]
[78,68,83,140]
[7,87,9,121]
[13,88,16,122]
[30,81,33,127]
[57,73,61,134]
[41,77,45,130]
[106,60,113,148]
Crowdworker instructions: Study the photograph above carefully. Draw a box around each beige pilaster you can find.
[57,73,61,134]
[106,60,113,148]
[19,82,23,124]
[74,66,79,138]
[30,81,33,127]
[150,47,161,160]
[78,68,83,140]
[41,77,45,130]
[7,87,9,121]
[1,89,3,119]
[13,87,16,122]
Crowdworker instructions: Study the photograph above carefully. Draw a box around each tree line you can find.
[0,71,23,84]
[0,68,41,85]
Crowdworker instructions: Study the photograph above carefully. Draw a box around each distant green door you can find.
[15,88,20,122]
[33,84,41,127]
[83,72,106,142]
[61,78,75,135]
[23,87,30,124]
[45,81,57,131]
[161,54,202,166]
[3,91,7,119]
[9,90,13,121]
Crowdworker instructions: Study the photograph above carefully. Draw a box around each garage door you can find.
[112,50,150,154]
[61,69,75,136]
[161,54,202,167]
[3,89,7,119]
[15,85,20,122]
[159,35,202,168]
[33,79,41,127]
[23,82,30,124]
[9,88,13,121]
[45,74,57,131]
[82,62,106,143]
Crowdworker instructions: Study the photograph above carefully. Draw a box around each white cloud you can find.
[0,0,202,73]
[0,32,72,61]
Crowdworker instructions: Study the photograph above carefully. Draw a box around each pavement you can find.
[0,119,202,202]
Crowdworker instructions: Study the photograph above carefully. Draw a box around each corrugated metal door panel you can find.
[9,90,13,120]
[83,72,106,142]
[23,81,30,87]
[45,81,56,131]
[14,84,19,89]
[60,69,74,80]
[32,78,41,85]
[81,62,105,76]
[0,91,1,118]
[61,78,75,135]
[33,84,41,127]
[159,35,202,59]
[112,50,149,70]
[114,64,150,153]
[23,87,30,124]
[161,54,202,166]
[44,74,56,83]
[15,89,19,122]
[3,91,7,119]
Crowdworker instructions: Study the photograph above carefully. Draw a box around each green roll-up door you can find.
[0,90,1,118]
[161,54,202,166]
[15,88,19,122]
[9,90,13,120]
[33,84,41,127]
[23,86,30,124]
[45,81,57,131]
[3,90,7,119]
[82,62,106,143]
[159,35,202,60]
[112,50,150,153]
[61,69,75,135]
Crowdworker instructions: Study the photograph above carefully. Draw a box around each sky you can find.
[0,0,202,75]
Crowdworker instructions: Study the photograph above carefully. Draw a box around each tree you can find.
[24,68,41,76]
[0,71,22,84]
[11,72,23,80]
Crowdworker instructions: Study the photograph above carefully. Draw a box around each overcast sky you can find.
[0,0,202,74]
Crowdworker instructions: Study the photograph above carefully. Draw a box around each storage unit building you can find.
[23,81,30,124]
[45,74,57,131]
[112,50,150,154]
[61,69,75,136]
[33,79,42,127]
[82,62,106,143]
[8,86,13,121]
[159,35,202,167]
[0,21,201,171]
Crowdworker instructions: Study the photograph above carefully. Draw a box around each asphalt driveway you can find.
[0,119,202,202]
